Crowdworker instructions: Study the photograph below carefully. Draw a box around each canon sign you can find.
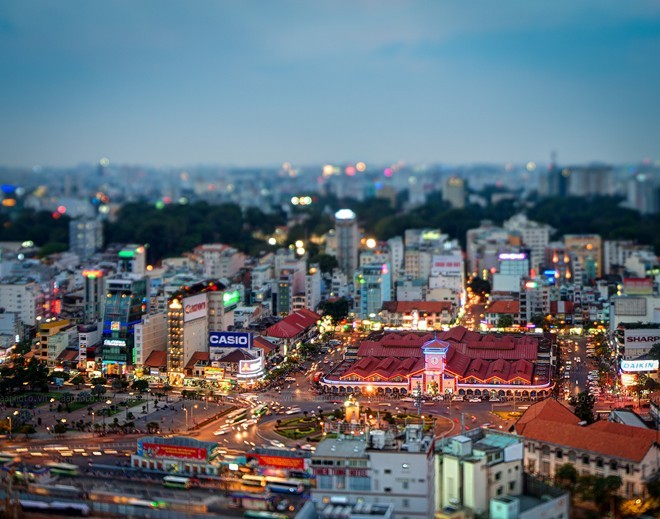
[209,331,253,349]
[183,294,207,322]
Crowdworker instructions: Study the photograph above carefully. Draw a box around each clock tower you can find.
[421,336,452,395]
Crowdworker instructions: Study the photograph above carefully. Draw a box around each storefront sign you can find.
[248,454,305,470]
[238,357,263,376]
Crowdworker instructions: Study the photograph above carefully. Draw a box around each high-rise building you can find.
[353,263,391,319]
[442,176,466,208]
[335,209,359,277]
[101,274,149,375]
[503,214,552,272]
[193,244,247,280]
[81,269,105,323]
[69,218,103,260]
[117,244,147,276]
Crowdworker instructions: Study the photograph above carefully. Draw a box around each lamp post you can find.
[192,404,198,426]
[183,407,189,430]
[91,412,95,427]
[146,389,151,412]
[6,416,12,440]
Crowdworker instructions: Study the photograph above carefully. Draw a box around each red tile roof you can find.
[516,399,658,462]
[341,356,425,381]
[184,351,210,370]
[515,399,581,434]
[216,349,255,363]
[263,309,320,338]
[487,300,520,314]
[57,349,79,362]
[354,326,541,382]
[144,350,168,368]
[253,336,277,353]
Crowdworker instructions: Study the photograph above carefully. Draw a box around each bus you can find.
[251,404,268,418]
[266,483,305,495]
[226,408,249,425]
[264,476,310,488]
[244,512,288,519]
[241,474,266,487]
[45,462,80,476]
[163,475,193,489]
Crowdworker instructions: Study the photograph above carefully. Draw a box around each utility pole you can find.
[415,381,422,417]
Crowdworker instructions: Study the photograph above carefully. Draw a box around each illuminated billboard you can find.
[222,289,240,308]
[238,357,263,377]
[209,331,253,348]
[183,293,207,322]
[620,360,659,372]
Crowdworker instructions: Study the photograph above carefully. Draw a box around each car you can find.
[285,408,301,415]
[270,440,285,448]
[300,444,315,451]
[489,397,501,402]
[451,396,464,402]
[468,397,481,403]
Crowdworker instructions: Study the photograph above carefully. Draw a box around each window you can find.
[402,499,410,508]
[496,487,503,496]
[582,456,590,465]
[495,472,502,481]
[402,481,409,490]
[384,487,392,493]
[509,481,515,491]
[556,449,563,459]
[384,469,391,474]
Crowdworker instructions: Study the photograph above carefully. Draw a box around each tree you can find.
[71,375,85,388]
[317,298,350,323]
[59,392,74,412]
[111,378,124,393]
[554,463,578,491]
[497,315,514,328]
[91,377,107,386]
[53,422,67,436]
[147,421,160,434]
[20,424,36,440]
[649,342,660,361]
[467,277,491,298]
[132,379,149,393]
[91,384,107,399]
[570,391,595,424]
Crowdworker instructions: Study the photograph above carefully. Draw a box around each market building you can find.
[320,326,554,399]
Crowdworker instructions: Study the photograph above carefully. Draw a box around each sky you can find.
[1,1,659,168]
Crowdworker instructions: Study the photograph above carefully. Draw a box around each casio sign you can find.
[209,331,252,348]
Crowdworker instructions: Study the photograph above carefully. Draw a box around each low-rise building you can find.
[515,399,660,498]
[311,425,435,519]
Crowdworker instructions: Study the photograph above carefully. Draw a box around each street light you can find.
[183,407,189,430]
[6,416,12,440]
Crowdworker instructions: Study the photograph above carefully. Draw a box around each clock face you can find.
[429,355,440,366]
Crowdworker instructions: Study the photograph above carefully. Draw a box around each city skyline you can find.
[1,1,660,168]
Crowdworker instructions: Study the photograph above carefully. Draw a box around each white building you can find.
[134,312,168,367]
[311,425,435,519]
[503,214,552,272]
[193,243,246,280]
[0,277,43,327]
[69,218,103,260]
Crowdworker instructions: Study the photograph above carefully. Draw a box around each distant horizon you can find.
[2,1,659,168]
[0,157,653,172]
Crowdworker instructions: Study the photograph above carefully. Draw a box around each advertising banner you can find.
[183,293,207,322]
[247,454,305,470]
[140,442,208,461]
[238,357,263,375]
[624,329,660,347]
[209,331,253,348]
[620,360,659,372]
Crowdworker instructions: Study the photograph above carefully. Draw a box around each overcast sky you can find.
[1,1,659,168]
